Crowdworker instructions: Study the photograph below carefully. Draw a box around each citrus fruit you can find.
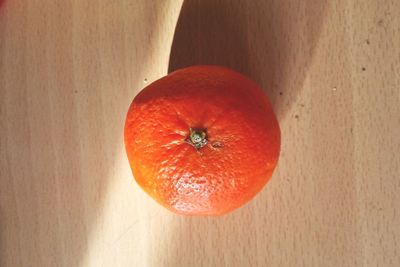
[124,65,280,215]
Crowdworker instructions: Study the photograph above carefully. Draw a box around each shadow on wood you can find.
[163,1,329,266]
[168,0,328,120]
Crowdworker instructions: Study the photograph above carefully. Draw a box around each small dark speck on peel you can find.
[294,115,299,119]
[362,67,366,71]
[212,142,224,148]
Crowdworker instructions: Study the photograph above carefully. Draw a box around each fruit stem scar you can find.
[185,128,207,150]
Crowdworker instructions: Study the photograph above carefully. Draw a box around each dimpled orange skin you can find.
[124,65,280,216]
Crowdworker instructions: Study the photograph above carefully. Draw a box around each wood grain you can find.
[1,0,399,266]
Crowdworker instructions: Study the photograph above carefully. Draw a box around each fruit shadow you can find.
[160,1,328,266]
[0,1,170,266]
[168,0,327,121]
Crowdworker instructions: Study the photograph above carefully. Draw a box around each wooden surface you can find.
[1,0,399,266]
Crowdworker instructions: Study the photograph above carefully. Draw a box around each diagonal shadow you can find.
[159,1,329,266]
[169,0,327,120]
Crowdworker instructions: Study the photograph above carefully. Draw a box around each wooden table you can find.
[1,1,399,266]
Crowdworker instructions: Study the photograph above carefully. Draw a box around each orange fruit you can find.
[124,65,280,215]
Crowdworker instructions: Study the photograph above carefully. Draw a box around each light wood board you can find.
[1,0,399,266]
